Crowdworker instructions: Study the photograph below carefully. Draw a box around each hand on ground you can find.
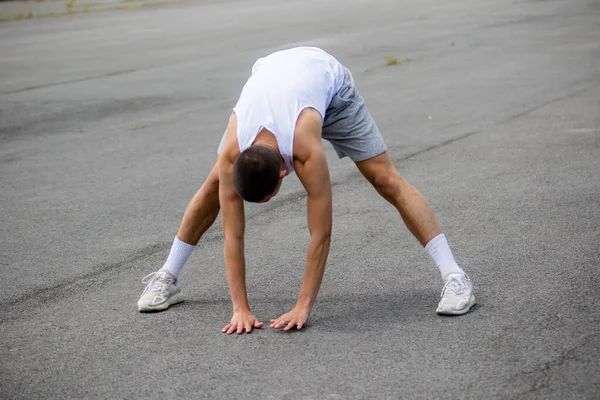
[270,307,310,331]
[222,310,264,335]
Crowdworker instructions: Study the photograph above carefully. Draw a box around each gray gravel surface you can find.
[1,0,599,398]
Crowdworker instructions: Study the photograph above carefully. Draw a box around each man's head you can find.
[232,144,286,203]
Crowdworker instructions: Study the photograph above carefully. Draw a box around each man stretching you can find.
[137,47,476,334]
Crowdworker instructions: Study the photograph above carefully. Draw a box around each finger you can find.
[244,322,252,334]
[237,325,244,334]
[273,320,286,329]
[284,320,296,331]
[222,323,231,333]
[254,320,264,329]
[297,322,304,330]
[227,324,237,335]
[279,320,290,329]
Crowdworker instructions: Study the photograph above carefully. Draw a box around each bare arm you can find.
[294,148,333,311]
[218,115,263,334]
[270,112,333,330]
[218,155,249,312]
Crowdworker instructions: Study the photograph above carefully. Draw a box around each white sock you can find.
[425,233,464,280]
[159,236,195,278]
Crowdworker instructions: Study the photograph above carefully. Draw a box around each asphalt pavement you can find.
[1,0,599,398]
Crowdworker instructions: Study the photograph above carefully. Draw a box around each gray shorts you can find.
[218,68,387,162]
[322,67,387,161]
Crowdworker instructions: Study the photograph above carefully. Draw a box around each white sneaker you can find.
[436,273,476,315]
[137,270,184,312]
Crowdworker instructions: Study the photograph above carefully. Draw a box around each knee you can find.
[372,173,400,199]
[201,174,220,198]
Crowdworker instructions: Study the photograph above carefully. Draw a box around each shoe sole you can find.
[138,292,184,312]
[436,294,476,316]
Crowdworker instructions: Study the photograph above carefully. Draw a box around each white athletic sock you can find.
[425,233,464,280]
[159,236,195,278]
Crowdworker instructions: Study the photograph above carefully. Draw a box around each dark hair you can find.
[232,145,281,202]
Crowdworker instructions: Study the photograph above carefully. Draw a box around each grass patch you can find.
[101,0,189,11]
[105,69,136,77]
[363,56,413,73]
[65,0,75,12]
[0,0,189,22]
[0,8,35,21]
[384,55,412,66]
[384,55,399,66]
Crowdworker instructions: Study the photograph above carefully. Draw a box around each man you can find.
[138,47,476,334]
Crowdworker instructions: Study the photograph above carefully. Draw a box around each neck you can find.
[253,128,280,154]
[252,128,286,174]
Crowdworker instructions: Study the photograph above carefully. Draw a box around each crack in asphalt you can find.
[0,229,229,322]
[510,331,600,398]
[0,69,139,96]
[507,79,600,122]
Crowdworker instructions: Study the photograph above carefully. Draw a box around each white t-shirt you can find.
[233,47,345,175]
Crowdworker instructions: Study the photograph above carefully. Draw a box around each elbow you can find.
[314,230,332,247]
[223,232,244,246]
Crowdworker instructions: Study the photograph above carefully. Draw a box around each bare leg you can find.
[137,161,221,311]
[177,162,221,245]
[356,152,475,314]
[355,152,441,246]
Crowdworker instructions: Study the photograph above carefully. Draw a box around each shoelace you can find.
[441,275,467,297]
[141,272,172,294]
